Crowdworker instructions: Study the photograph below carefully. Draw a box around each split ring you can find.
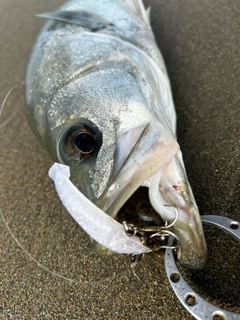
[165,215,240,320]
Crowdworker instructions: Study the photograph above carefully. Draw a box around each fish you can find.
[25,0,207,269]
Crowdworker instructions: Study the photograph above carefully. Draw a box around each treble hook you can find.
[150,229,181,250]
[122,205,181,251]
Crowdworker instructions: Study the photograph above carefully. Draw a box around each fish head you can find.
[46,67,206,269]
[47,67,176,199]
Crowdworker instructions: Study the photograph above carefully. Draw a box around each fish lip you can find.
[172,211,208,269]
[176,241,207,270]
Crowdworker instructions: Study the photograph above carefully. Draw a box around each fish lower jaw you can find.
[148,174,207,269]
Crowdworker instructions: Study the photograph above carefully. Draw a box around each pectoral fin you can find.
[123,0,151,26]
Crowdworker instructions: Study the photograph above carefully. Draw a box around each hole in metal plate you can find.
[230,221,239,230]
[184,292,197,306]
[170,272,180,283]
[211,310,226,320]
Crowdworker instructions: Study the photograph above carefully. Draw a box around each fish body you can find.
[26,0,207,268]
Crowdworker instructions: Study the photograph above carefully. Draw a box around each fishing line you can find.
[0,85,21,129]
[0,88,133,286]
[0,207,134,285]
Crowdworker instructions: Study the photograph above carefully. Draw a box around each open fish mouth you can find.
[49,121,207,269]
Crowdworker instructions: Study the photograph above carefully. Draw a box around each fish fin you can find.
[124,0,151,26]
[146,7,151,23]
[37,10,113,31]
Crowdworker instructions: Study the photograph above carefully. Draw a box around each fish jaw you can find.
[149,153,207,269]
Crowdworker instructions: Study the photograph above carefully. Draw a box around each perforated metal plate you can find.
[165,215,240,320]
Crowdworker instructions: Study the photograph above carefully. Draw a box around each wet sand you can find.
[0,0,240,319]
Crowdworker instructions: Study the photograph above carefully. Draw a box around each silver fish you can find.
[26,0,207,268]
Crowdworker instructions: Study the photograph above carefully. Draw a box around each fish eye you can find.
[71,128,97,155]
[57,121,102,165]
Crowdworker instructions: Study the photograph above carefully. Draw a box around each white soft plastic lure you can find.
[26,0,207,268]
[49,162,149,254]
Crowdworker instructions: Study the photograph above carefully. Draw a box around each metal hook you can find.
[122,221,135,237]
[122,205,181,251]
[150,229,181,250]
[161,205,179,229]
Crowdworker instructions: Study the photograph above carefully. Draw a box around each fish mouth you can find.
[49,121,207,269]
[94,122,207,269]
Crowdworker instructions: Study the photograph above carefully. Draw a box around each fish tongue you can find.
[149,152,207,269]
[48,162,149,254]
